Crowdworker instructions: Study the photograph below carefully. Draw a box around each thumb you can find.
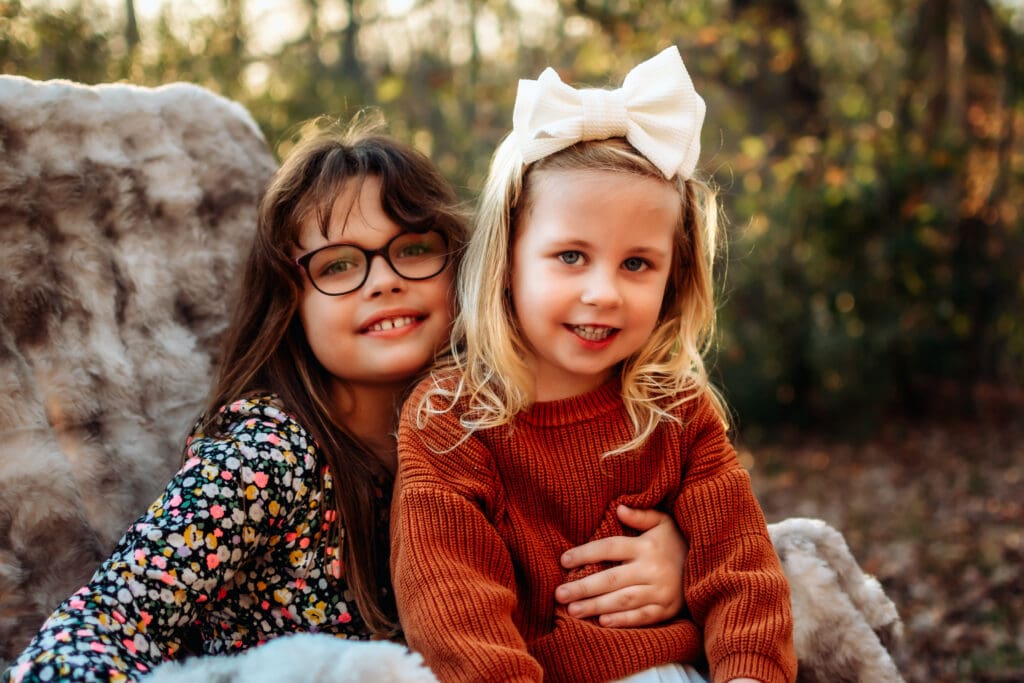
[615,505,668,533]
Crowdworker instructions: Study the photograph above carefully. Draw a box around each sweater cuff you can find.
[713,652,790,683]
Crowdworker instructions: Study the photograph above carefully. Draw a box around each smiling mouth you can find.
[365,315,421,332]
[571,325,617,341]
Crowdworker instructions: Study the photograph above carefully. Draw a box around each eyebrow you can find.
[549,239,670,259]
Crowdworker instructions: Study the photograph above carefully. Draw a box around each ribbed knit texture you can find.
[392,377,796,683]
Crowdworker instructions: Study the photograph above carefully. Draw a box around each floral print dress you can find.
[3,396,392,683]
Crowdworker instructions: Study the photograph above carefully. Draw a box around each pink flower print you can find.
[151,555,167,569]
[206,553,220,570]
[90,642,106,653]
[253,471,270,488]
[267,433,281,446]
[210,504,225,519]
[221,470,233,480]
[112,610,126,624]
[11,660,31,682]
[168,494,183,508]
[338,612,352,624]
[69,599,86,609]
[123,638,137,654]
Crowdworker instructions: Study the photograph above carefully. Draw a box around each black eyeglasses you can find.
[295,230,450,296]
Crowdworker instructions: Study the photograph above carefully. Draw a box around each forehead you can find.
[297,175,396,249]
[521,169,681,241]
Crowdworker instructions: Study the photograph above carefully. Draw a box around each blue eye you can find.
[558,251,583,265]
[623,257,648,272]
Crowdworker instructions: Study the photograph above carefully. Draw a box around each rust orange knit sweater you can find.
[392,377,796,683]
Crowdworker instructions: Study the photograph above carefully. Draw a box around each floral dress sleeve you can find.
[3,396,330,683]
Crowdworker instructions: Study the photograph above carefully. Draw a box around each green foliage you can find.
[6,0,1023,433]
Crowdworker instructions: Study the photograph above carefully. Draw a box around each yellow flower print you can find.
[289,550,305,566]
[183,525,202,548]
[268,500,280,516]
[303,605,326,625]
[274,588,293,605]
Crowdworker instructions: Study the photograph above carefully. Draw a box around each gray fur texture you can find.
[770,517,905,682]
[0,76,276,664]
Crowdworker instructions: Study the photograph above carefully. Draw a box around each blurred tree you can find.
[4,0,1022,433]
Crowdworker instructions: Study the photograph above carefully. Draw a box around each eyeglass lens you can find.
[306,230,448,295]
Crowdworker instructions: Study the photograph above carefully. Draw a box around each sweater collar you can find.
[517,377,623,427]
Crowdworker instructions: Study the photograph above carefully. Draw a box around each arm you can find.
[556,505,687,627]
[6,402,314,683]
[674,402,796,683]
[391,409,541,683]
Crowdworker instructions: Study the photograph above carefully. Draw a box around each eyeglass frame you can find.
[294,229,451,296]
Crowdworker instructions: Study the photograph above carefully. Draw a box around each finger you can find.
[614,505,670,533]
[560,536,638,569]
[555,564,646,604]
[562,585,651,618]
[596,604,672,629]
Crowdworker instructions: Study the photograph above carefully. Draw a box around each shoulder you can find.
[399,370,470,443]
[185,394,320,481]
[667,388,728,433]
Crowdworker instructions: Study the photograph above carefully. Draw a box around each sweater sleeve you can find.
[391,390,542,683]
[4,399,321,683]
[672,400,797,683]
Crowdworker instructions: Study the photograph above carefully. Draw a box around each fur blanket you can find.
[0,76,276,664]
[0,77,904,681]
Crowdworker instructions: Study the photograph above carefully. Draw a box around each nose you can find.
[362,253,404,297]
[579,269,622,308]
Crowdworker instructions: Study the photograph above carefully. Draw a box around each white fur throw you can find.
[0,76,276,665]
[140,634,439,683]
[771,518,904,682]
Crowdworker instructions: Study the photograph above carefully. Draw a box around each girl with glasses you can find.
[5,115,689,683]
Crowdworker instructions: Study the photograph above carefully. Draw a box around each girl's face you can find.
[510,169,680,402]
[295,176,455,396]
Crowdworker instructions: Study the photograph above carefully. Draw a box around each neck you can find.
[328,379,406,475]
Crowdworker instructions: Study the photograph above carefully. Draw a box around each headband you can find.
[512,46,705,180]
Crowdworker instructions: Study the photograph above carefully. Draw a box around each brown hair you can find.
[204,114,467,634]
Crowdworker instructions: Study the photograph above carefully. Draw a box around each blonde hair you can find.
[423,134,727,454]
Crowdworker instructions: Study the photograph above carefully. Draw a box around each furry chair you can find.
[0,77,904,682]
[0,75,276,666]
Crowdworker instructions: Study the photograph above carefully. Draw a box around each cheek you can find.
[297,288,336,357]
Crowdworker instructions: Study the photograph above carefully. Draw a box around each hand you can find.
[554,505,687,628]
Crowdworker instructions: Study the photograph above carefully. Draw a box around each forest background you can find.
[3,0,1023,680]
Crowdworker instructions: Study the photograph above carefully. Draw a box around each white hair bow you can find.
[512,46,706,180]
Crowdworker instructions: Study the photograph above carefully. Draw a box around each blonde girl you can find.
[5,116,689,683]
[392,48,797,683]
